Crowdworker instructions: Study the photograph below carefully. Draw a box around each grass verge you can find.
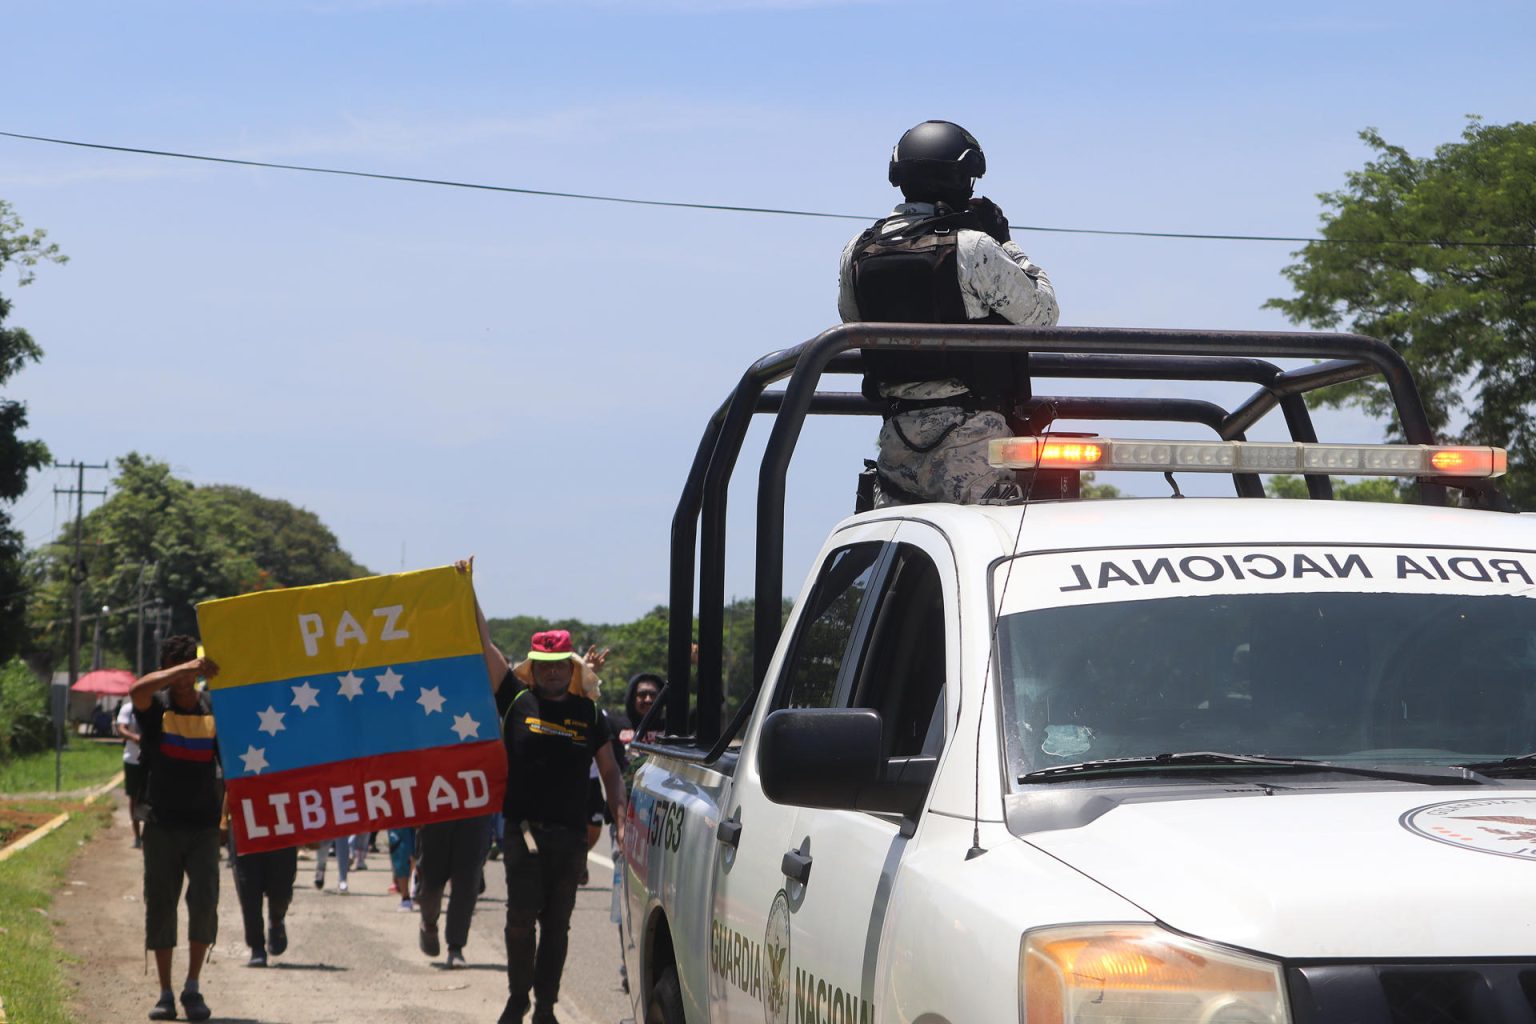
[0,802,111,1023]
[0,742,124,795]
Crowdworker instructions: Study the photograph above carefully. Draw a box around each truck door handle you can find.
[781,848,812,884]
[717,813,743,848]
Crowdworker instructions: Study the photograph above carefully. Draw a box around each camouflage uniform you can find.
[874,404,1015,507]
[839,201,1059,506]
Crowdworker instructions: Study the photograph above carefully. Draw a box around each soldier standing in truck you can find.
[839,119,1059,505]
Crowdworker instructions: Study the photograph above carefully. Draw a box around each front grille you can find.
[1380,969,1484,1023]
[1288,963,1536,1024]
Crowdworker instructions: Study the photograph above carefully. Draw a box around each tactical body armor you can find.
[847,209,1030,408]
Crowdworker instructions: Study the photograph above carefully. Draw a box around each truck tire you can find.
[647,966,685,1024]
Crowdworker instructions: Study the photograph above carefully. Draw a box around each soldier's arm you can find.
[837,236,863,322]
[963,233,1059,326]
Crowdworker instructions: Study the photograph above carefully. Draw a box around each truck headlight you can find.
[1020,924,1290,1024]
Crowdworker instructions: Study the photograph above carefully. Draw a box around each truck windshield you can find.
[997,591,1536,779]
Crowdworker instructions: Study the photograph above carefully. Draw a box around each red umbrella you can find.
[71,669,136,696]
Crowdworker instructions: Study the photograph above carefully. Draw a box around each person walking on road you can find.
[312,835,355,893]
[230,839,296,967]
[115,699,146,849]
[454,560,626,1024]
[389,826,418,912]
[415,813,493,968]
[129,636,222,1023]
[492,627,627,1024]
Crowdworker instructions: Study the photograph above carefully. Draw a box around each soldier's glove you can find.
[968,196,1012,244]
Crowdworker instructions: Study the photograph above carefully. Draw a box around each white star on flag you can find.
[450,712,480,741]
[240,746,269,775]
[338,672,365,700]
[291,681,320,712]
[256,706,286,736]
[417,686,446,716]
[376,667,404,699]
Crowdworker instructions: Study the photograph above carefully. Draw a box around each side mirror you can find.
[758,708,927,818]
[759,708,881,810]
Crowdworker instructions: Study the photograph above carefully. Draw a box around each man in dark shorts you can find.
[130,635,222,1022]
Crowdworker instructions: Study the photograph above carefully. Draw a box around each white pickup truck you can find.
[620,325,1536,1024]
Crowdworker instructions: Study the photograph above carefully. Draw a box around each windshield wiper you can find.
[1455,752,1536,777]
[1021,751,1489,786]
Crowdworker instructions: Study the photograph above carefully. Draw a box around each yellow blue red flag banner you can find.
[197,566,506,854]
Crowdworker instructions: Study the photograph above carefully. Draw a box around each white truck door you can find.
[772,530,960,1024]
[710,525,896,1024]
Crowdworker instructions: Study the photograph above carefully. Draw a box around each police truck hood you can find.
[1020,786,1536,959]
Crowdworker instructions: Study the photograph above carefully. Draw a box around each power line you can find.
[5,129,1533,250]
[0,130,865,223]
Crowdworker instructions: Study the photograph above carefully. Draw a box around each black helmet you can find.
[887,120,986,198]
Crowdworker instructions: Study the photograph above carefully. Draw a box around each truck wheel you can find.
[647,966,685,1024]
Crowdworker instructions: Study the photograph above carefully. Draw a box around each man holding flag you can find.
[198,565,509,858]
[130,636,222,1023]
[458,564,627,1024]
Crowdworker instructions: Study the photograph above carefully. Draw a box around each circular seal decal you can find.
[1401,797,1536,861]
[763,889,791,1024]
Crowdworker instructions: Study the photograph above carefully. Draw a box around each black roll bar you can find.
[665,324,1463,744]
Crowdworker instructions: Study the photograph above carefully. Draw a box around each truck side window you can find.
[777,542,885,710]
[850,545,947,758]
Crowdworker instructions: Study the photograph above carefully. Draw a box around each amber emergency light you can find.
[988,438,1507,478]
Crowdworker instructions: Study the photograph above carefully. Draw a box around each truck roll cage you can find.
[661,323,1508,749]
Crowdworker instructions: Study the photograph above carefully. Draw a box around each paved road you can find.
[55,792,636,1024]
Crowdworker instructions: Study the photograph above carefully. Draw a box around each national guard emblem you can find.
[1401,797,1536,861]
[763,889,792,1024]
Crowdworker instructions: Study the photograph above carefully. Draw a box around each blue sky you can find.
[4,0,1533,623]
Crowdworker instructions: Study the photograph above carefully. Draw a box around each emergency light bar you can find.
[987,438,1508,478]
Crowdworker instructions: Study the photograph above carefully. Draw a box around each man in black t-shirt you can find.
[130,635,222,1023]
[456,560,626,1024]
[495,629,626,1024]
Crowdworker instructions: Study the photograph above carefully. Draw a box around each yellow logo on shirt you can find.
[523,716,589,742]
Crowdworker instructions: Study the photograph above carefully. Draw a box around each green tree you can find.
[598,605,670,700]
[29,454,369,669]
[1079,472,1121,499]
[0,656,50,759]
[1265,118,1536,507]
[199,485,370,588]
[1265,475,1406,502]
[0,202,64,664]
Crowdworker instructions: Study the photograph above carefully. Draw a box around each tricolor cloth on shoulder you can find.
[197,566,508,854]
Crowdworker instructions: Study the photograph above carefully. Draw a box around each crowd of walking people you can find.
[121,571,661,1024]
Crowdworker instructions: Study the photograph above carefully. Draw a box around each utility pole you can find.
[151,600,171,668]
[53,460,108,792]
[135,562,159,676]
[91,605,108,670]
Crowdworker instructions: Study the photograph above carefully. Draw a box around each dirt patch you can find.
[0,805,63,848]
